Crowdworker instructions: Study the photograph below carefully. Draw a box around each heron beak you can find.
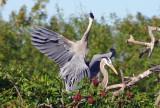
[109,64,118,75]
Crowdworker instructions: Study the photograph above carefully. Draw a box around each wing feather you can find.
[31,26,90,92]
[30,33,48,40]
[30,25,74,68]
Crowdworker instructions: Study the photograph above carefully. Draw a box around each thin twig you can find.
[75,101,84,108]
[61,96,64,107]
[119,69,125,84]
[7,76,24,102]
[65,101,76,107]
[154,90,160,105]
[39,104,53,108]
[112,87,125,100]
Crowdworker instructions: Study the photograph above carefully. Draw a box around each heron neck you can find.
[100,62,108,87]
[80,18,93,43]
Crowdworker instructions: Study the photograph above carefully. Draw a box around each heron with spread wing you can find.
[30,12,118,92]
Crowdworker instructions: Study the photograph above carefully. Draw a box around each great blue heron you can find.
[99,57,116,87]
[88,48,117,81]
[30,12,118,92]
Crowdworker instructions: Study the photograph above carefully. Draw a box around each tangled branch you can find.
[112,69,125,99]
[126,26,160,58]
[106,65,160,99]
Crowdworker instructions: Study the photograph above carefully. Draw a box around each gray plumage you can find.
[88,48,116,80]
[30,12,116,92]
[31,12,94,92]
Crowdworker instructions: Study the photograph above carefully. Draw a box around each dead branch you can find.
[61,96,64,107]
[106,84,123,90]
[120,69,125,84]
[106,65,160,97]
[112,69,125,99]
[154,90,160,105]
[126,26,160,58]
[126,35,148,46]
[65,101,76,107]
[75,101,84,108]
[7,76,24,102]
[112,87,125,100]
[39,104,53,108]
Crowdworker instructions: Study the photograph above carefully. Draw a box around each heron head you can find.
[103,58,118,75]
[89,11,94,20]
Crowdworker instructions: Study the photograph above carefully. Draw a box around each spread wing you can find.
[31,26,91,92]
[30,26,75,68]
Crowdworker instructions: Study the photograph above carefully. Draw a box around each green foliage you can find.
[0,0,160,107]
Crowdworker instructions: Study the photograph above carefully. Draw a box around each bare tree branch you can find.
[126,26,160,58]
[65,101,76,107]
[106,84,123,90]
[112,69,125,99]
[120,69,125,84]
[126,35,148,46]
[39,104,53,108]
[147,26,155,57]
[154,90,160,105]
[112,87,125,99]
[105,65,160,97]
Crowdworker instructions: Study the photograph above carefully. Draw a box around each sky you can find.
[1,0,160,23]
